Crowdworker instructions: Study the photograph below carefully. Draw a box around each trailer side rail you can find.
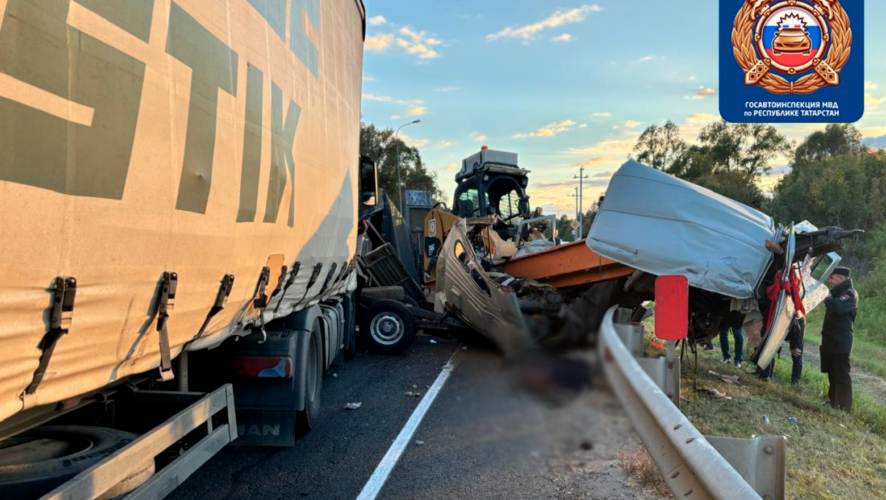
[39,385,236,500]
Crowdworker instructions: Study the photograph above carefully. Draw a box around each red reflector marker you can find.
[234,356,293,379]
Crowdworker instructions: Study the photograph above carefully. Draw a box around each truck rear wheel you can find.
[297,320,323,435]
[0,426,155,499]
[360,300,417,355]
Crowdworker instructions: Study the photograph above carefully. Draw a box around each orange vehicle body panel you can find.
[499,239,634,289]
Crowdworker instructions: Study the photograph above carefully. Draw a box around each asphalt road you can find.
[169,336,665,500]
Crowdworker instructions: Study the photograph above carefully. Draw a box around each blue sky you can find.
[360,0,886,216]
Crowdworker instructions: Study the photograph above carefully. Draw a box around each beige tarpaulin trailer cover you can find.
[0,0,365,423]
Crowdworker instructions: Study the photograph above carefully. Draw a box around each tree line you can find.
[359,123,443,211]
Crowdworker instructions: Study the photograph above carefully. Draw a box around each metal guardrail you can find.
[599,307,785,500]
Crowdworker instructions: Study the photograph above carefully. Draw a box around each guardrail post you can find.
[615,319,681,407]
[707,436,786,500]
[601,307,766,499]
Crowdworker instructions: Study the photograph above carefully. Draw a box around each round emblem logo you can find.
[733,0,852,95]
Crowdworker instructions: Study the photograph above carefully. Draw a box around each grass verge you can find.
[677,347,886,500]
[642,316,886,499]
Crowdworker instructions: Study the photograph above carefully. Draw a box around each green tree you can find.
[793,124,866,164]
[769,149,886,233]
[634,120,791,207]
[632,121,687,171]
[693,121,793,178]
[359,122,442,210]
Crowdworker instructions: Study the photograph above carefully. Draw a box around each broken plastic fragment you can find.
[405,391,422,398]
[344,402,362,410]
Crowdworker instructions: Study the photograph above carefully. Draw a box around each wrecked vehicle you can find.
[588,161,861,368]
[429,150,643,356]
[432,155,859,373]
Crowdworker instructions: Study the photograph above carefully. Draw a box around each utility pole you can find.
[568,188,579,241]
[574,167,589,239]
[568,188,579,219]
[394,119,421,213]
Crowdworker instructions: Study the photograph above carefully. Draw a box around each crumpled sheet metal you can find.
[588,161,776,299]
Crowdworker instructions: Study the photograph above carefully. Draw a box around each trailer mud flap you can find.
[233,410,295,447]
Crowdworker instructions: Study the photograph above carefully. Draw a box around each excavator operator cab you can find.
[454,147,532,242]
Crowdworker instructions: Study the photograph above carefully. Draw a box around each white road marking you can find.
[355,350,458,500]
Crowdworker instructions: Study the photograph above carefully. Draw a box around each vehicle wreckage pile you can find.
[428,155,861,372]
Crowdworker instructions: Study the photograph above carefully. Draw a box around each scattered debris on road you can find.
[344,402,362,410]
[701,388,726,399]
[415,440,425,446]
[707,370,741,385]
[405,391,422,398]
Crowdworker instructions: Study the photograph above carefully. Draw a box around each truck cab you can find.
[453,147,533,242]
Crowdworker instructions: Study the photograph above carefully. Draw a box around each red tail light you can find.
[234,356,293,379]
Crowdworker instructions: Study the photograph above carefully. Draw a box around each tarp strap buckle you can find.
[156,272,178,382]
[252,266,272,309]
[193,274,235,342]
[24,277,77,396]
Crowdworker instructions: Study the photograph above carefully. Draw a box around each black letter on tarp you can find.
[167,2,239,214]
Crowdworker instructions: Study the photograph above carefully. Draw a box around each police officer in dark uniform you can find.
[820,267,858,411]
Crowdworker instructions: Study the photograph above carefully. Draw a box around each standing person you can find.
[787,316,806,385]
[821,267,858,412]
[720,326,744,368]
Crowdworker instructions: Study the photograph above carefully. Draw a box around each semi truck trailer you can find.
[0,0,370,497]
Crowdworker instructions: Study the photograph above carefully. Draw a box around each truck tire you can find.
[360,300,417,355]
[297,319,323,435]
[0,426,155,499]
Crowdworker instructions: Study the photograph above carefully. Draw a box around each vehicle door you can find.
[436,221,532,355]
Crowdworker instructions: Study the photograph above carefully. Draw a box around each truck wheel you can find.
[360,300,417,355]
[0,426,155,499]
[297,320,323,435]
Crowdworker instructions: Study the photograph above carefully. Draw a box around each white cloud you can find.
[866,92,886,108]
[434,87,460,92]
[365,34,394,52]
[487,5,602,42]
[552,33,574,42]
[397,27,441,60]
[692,86,717,100]
[363,94,423,106]
[866,81,878,91]
[513,120,577,139]
[861,126,886,137]
[367,26,443,61]
[624,120,641,129]
[578,123,588,129]
[591,112,611,118]
[368,15,387,26]
[363,94,429,117]
[565,135,641,174]
[363,75,376,82]
[639,55,655,62]
[400,133,429,148]
[689,75,697,82]
[445,163,459,172]
[436,141,457,149]
[470,131,488,142]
